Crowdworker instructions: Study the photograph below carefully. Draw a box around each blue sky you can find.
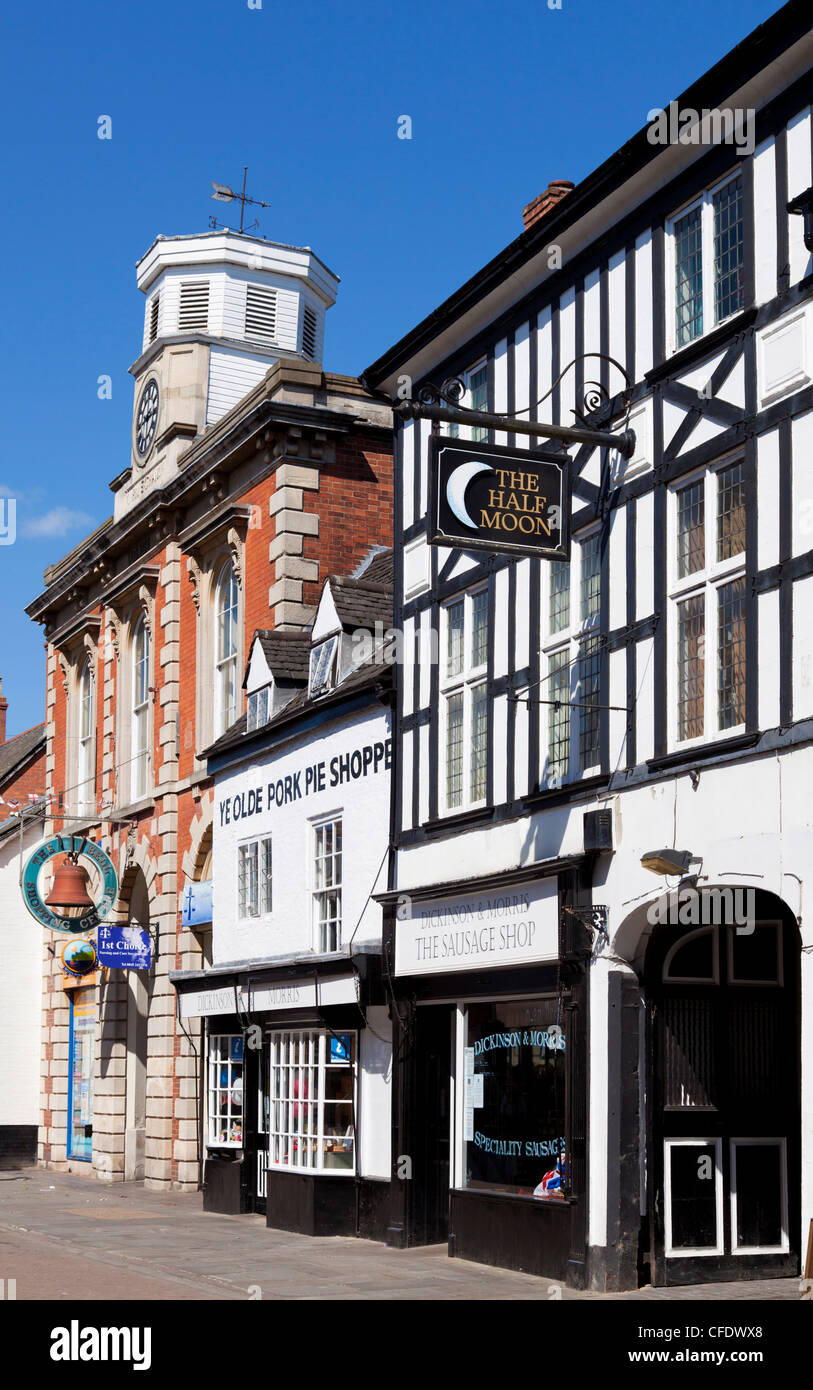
[0,0,782,736]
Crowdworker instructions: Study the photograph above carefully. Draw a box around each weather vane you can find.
[209,165,271,235]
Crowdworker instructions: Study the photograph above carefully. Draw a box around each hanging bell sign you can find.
[22,835,118,934]
[46,857,96,913]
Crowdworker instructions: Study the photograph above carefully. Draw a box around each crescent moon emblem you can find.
[446,460,494,529]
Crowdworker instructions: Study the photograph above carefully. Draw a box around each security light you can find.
[640,848,694,876]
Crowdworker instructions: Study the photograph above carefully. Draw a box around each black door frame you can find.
[644,890,801,1286]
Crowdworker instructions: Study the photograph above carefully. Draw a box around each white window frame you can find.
[539,531,602,788]
[207,1033,244,1149]
[448,358,489,442]
[667,456,747,751]
[246,684,270,732]
[440,586,489,814]
[309,636,338,697]
[237,835,272,920]
[77,656,95,817]
[664,1136,724,1258]
[268,1029,356,1175]
[729,1137,789,1255]
[662,925,719,985]
[311,814,342,952]
[666,170,746,356]
[131,615,151,803]
[214,562,240,738]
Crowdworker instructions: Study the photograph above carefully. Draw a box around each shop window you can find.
[664,1138,723,1255]
[730,1138,788,1253]
[312,817,342,951]
[208,1035,244,1147]
[463,999,567,1198]
[238,836,272,919]
[268,1030,355,1173]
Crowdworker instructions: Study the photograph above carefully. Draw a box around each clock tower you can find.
[114,230,339,520]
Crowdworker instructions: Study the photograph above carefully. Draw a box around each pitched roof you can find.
[203,659,392,761]
[250,630,311,684]
[327,550,393,632]
[0,723,45,788]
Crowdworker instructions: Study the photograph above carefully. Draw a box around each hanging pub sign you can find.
[428,435,569,560]
[21,835,118,935]
[97,924,152,971]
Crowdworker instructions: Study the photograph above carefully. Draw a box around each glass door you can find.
[68,988,96,1161]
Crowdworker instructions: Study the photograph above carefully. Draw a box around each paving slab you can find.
[0,1169,802,1301]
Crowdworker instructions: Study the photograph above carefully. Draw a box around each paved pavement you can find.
[0,1168,803,1301]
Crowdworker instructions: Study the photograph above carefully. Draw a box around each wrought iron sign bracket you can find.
[395,354,637,458]
[395,398,636,458]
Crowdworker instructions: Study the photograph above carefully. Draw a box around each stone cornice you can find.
[27,370,391,630]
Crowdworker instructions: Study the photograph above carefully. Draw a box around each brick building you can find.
[25,229,392,1189]
[0,679,46,1167]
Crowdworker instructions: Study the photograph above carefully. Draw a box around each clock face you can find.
[136,378,160,459]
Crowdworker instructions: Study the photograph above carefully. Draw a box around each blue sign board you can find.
[330,1033,350,1063]
[97,924,152,971]
[179,879,213,926]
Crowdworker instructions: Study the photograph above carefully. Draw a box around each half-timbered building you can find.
[363,1,813,1289]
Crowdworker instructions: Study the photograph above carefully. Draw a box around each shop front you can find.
[174,952,393,1240]
[384,863,590,1285]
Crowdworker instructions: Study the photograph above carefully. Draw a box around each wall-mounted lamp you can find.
[640,848,694,876]
[788,186,813,253]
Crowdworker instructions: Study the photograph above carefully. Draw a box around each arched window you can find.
[215,563,239,737]
[78,657,95,814]
[132,616,150,801]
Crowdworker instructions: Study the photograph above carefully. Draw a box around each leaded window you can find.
[441,587,489,812]
[238,836,272,919]
[671,174,746,352]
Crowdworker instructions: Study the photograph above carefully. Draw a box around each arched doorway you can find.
[644,888,800,1284]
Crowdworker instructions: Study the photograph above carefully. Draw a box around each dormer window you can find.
[309,636,338,697]
[247,685,270,732]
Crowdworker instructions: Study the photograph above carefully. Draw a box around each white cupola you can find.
[116,231,339,520]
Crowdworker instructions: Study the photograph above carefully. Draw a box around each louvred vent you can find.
[148,293,160,344]
[178,280,210,331]
[245,284,278,342]
[302,304,317,360]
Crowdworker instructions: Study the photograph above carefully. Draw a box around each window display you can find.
[269,1029,355,1173]
[464,999,566,1198]
[208,1034,244,1146]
